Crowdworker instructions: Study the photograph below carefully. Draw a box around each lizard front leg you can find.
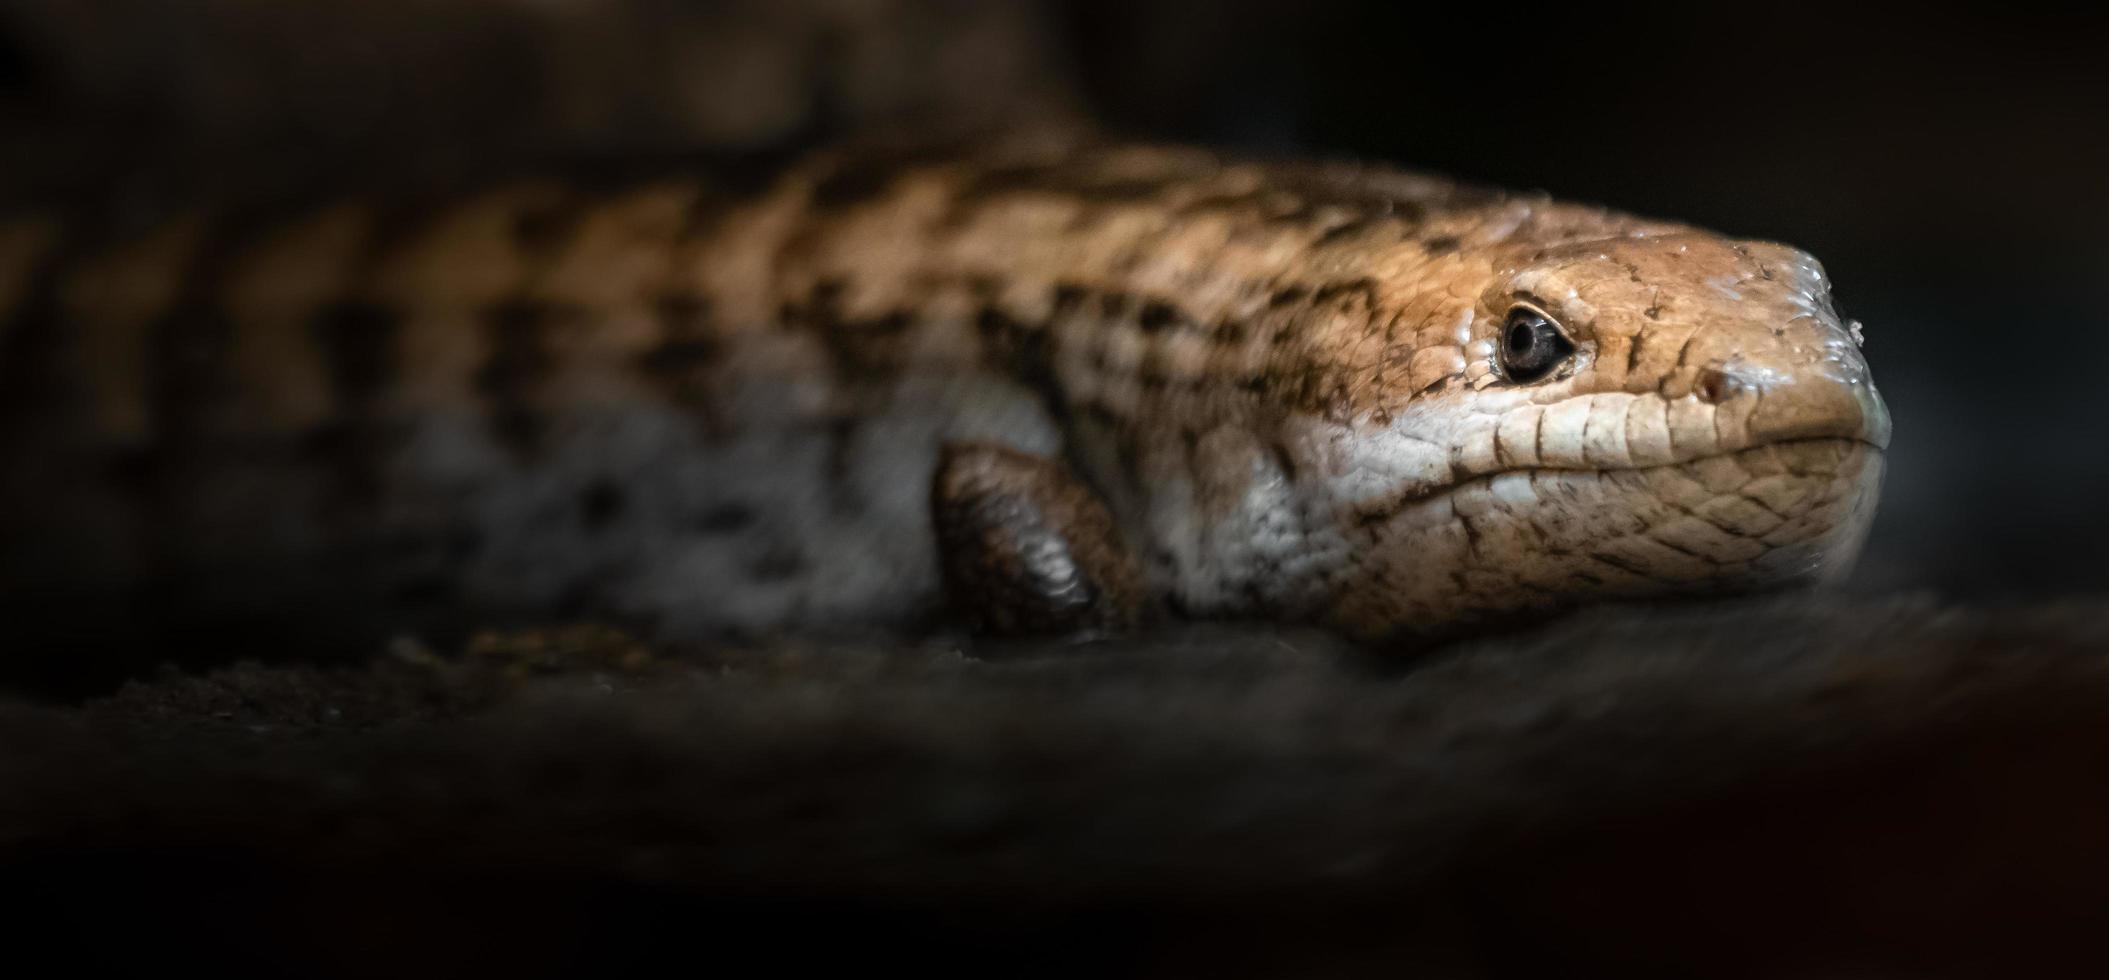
[930,443,1146,635]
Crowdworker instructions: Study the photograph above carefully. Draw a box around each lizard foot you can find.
[930,443,1144,635]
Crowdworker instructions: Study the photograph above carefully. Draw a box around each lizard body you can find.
[0,140,1888,646]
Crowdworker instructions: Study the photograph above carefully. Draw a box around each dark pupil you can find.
[1507,320,1536,355]
[1501,309,1571,382]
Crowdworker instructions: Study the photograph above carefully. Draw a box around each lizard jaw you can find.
[1324,437,1885,637]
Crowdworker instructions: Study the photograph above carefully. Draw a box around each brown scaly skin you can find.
[0,138,1888,645]
[932,444,1143,634]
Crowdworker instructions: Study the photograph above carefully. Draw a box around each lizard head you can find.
[1319,232,1889,636]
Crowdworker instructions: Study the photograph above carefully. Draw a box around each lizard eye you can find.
[1499,305,1575,383]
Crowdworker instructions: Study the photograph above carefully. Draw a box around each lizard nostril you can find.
[1695,368,1741,404]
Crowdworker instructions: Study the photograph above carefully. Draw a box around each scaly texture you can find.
[0,139,1888,644]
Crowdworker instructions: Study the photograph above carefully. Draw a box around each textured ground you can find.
[9,594,2109,977]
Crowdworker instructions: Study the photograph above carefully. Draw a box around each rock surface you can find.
[10,595,2109,976]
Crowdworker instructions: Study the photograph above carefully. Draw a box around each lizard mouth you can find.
[1571,437,1885,585]
[1325,438,1886,637]
[1375,436,1884,585]
[1352,436,1882,532]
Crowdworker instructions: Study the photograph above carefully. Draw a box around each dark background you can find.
[2,1,2102,603]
